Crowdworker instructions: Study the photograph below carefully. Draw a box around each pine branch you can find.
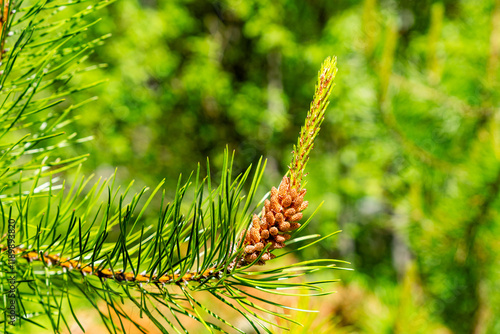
[1,153,349,332]
[241,57,338,266]
[0,1,347,332]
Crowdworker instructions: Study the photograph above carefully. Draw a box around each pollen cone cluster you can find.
[243,176,308,265]
[0,1,9,56]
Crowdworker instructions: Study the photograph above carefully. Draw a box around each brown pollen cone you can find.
[242,176,308,265]
[0,1,9,59]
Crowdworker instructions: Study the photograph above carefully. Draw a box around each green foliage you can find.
[64,0,500,333]
[0,0,110,202]
[2,0,500,332]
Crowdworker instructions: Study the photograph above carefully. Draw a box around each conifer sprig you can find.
[1,155,349,333]
[243,57,337,265]
[290,56,338,189]
[0,1,347,330]
[0,0,111,202]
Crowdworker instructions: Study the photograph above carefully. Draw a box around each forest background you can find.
[51,0,500,332]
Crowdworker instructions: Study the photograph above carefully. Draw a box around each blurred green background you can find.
[66,0,500,332]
